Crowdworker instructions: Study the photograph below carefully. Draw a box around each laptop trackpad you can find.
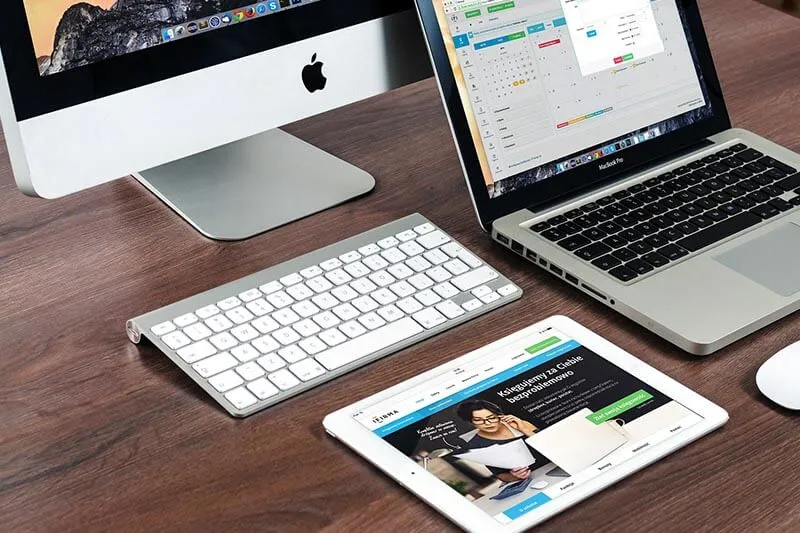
[715,223,800,297]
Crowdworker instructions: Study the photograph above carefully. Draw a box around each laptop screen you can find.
[433,0,714,199]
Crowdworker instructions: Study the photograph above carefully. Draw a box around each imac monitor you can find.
[0,0,431,239]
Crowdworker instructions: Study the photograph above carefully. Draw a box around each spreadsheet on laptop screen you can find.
[434,0,712,198]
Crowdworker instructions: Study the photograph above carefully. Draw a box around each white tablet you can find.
[323,316,728,532]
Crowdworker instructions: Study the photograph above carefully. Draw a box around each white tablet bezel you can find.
[323,315,728,533]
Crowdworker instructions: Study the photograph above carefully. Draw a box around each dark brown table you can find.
[3,1,800,530]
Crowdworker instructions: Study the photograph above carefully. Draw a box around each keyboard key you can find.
[326,269,353,286]
[451,266,499,291]
[462,299,483,312]
[643,252,669,268]
[339,321,367,339]
[657,244,689,262]
[676,222,699,235]
[177,340,217,363]
[247,378,279,400]
[378,236,400,249]
[751,204,780,220]
[286,284,314,301]
[575,242,612,261]
[689,216,714,229]
[613,248,637,262]
[592,255,622,271]
[358,313,387,331]
[316,317,424,371]
[609,266,637,282]
[645,235,670,248]
[184,323,213,341]
[299,336,327,355]
[530,222,550,233]
[408,273,435,290]
[246,299,275,317]
[193,352,237,378]
[626,259,655,275]
[629,241,653,255]
[433,282,459,299]
[210,332,238,351]
[217,297,242,311]
[417,231,450,249]
[556,222,581,235]
[257,353,285,372]
[320,328,348,346]
[676,212,761,252]
[225,387,258,410]
[414,223,435,235]
[162,331,191,350]
[540,229,566,242]
[231,343,260,363]
[498,284,519,297]
[547,214,568,225]
[226,307,255,325]
[266,291,294,309]
[381,247,408,264]
[209,370,244,393]
[268,369,301,391]
[406,256,433,273]
[352,295,379,313]
[479,292,501,304]
[769,198,793,212]
[331,286,359,302]
[427,266,452,283]
[413,308,448,329]
[424,249,450,265]
[293,319,321,337]
[377,305,405,323]
[558,234,591,251]
[151,321,176,336]
[583,228,606,241]
[272,327,301,346]
[255,335,281,354]
[274,308,301,326]
[399,241,425,257]
[397,297,424,314]
[269,346,304,369]
[174,313,198,328]
[706,210,728,223]
[776,173,800,192]
[290,359,327,382]
[231,324,259,343]
[415,289,441,307]
[603,235,627,249]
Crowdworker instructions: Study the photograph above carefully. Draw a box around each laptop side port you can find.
[526,250,537,261]
[549,264,563,276]
[496,233,510,246]
[581,283,608,301]
[510,240,524,255]
[565,273,579,285]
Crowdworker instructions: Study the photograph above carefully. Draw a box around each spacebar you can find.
[676,212,761,252]
[315,317,425,371]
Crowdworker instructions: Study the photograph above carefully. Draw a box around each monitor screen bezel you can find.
[2,0,411,122]
[416,0,731,228]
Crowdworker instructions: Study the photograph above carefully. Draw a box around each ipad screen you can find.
[353,327,704,524]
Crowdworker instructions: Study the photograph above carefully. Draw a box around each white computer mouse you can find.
[528,480,549,491]
[756,341,800,410]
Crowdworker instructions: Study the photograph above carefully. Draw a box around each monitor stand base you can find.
[134,129,376,241]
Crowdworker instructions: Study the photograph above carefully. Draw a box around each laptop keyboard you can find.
[531,143,800,282]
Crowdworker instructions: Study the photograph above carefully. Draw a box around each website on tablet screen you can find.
[354,328,703,524]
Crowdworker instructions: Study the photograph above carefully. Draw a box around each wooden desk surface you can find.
[3,1,800,531]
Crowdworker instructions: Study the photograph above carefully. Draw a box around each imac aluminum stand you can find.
[134,129,375,241]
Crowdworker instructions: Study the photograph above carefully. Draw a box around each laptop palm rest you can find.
[715,223,800,297]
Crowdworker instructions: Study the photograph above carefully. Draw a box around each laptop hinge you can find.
[525,138,714,215]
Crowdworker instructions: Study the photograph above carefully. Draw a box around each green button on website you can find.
[587,390,654,424]
[525,336,560,354]
[488,1,515,14]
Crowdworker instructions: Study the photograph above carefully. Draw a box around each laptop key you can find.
[769,198,793,212]
[575,242,613,260]
[643,252,670,268]
[735,149,763,163]
[540,229,566,242]
[634,222,658,235]
[603,235,627,249]
[776,173,800,191]
[598,222,623,234]
[673,166,690,175]
[759,156,796,174]
[667,210,689,222]
[598,196,615,206]
[565,209,583,219]
[629,241,653,255]
[745,162,768,174]
[681,204,703,217]
[763,186,783,197]
[645,235,669,248]
[676,221,699,235]
[709,163,729,175]
[558,234,592,251]
[609,266,638,282]
[688,160,705,170]
[689,215,714,229]
[613,248,637,262]
[574,215,595,229]
[747,191,770,204]
[791,196,800,206]
[734,197,757,209]
[630,209,650,222]
[660,228,684,241]
[582,228,607,241]
[592,255,622,271]
[729,143,748,152]
[658,244,689,261]
[706,209,728,222]
[614,215,637,227]
[547,215,567,226]
[531,222,550,233]
[696,198,717,210]
[626,259,655,275]
[676,212,761,252]
[581,202,599,212]
[652,216,672,229]
[720,203,742,215]
[557,222,582,235]
[750,204,780,220]
[717,149,736,158]
[752,174,772,186]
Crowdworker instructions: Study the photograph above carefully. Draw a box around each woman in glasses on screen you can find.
[456,399,540,483]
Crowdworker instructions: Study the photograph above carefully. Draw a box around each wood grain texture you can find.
[2,1,800,530]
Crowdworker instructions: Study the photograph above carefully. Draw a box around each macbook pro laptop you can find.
[415,0,800,354]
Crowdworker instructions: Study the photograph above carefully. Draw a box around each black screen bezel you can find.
[1,0,412,122]
[415,0,731,228]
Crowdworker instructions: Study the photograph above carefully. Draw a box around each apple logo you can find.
[302,54,327,93]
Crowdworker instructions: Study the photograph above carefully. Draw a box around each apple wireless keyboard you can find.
[127,214,522,417]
